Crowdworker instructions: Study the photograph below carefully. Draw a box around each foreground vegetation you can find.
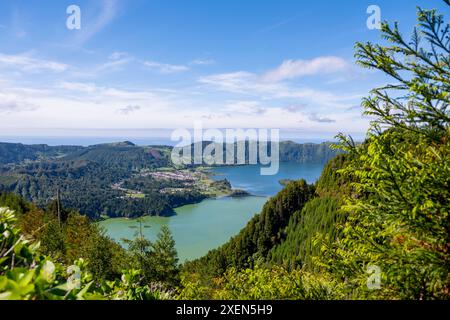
[0,2,449,300]
[180,2,449,300]
[0,197,179,299]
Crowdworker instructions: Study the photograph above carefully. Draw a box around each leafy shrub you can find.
[0,208,174,300]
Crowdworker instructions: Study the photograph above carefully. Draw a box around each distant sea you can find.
[0,129,364,147]
[0,136,177,147]
[0,136,342,147]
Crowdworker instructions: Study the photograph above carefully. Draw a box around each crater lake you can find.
[99,162,325,262]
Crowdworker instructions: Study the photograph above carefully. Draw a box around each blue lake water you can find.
[100,162,325,262]
[211,162,324,196]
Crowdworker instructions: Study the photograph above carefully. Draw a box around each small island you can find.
[228,189,252,197]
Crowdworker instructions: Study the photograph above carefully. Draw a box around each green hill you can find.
[0,142,83,165]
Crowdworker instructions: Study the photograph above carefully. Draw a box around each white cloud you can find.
[116,105,141,115]
[0,52,69,73]
[109,52,129,60]
[58,81,98,93]
[143,60,190,74]
[190,59,215,66]
[0,77,370,133]
[0,79,182,130]
[199,70,362,110]
[79,53,202,76]
[0,100,37,114]
[259,17,295,33]
[308,113,336,123]
[199,72,256,93]
[73,0,120,45]
[95,52,134,73]
[223,101,267,115]
[263,56,349,82]
[0,50,369,135]
[56,81,160,102]
[93,52,214,75]
[282,104,306,113]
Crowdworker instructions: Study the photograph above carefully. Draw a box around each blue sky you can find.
[0,0,447,140]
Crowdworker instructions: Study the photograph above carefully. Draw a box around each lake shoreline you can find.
[99,162,325,262]
[97,165,259,222]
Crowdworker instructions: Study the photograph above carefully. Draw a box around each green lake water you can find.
[99,162,325,262]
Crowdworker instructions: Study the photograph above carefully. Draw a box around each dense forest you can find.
[0,143,176,218]
[0,2,449,300]
[0,143,84,165]
[176,141,340,165]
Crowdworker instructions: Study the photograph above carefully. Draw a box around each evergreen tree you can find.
[152,225,180,287]
[123,219,155,283]
[321,2,450,299]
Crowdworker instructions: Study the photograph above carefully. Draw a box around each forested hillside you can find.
[0,143,83,165]
[268,161,348,271]
[265,154,351,271]
[62,141,170,170]
[279,141,340,163]
[0,141,337,218]
[178,141,340,165]
[183,180,315,278]
[0,143,177,218]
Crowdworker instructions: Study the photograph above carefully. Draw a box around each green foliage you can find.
[0,208,90,300]
[63,142,169,170]
[151,225,180,287]
[0,192,31,216]
[268,196,342,271]
[266,155,352,271]
[124,221,180,288]
[279,141,341,163]
[315,154,352,197]
[320,3,450,299]
[123,221,155,283]
[1,192,131,280]
[179,265,344,300]
[40,219,66,262]
[0,143,83,165]
[0,208,175,300]
[354,7,449,139]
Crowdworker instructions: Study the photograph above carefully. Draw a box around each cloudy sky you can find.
[0,0,446,141]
